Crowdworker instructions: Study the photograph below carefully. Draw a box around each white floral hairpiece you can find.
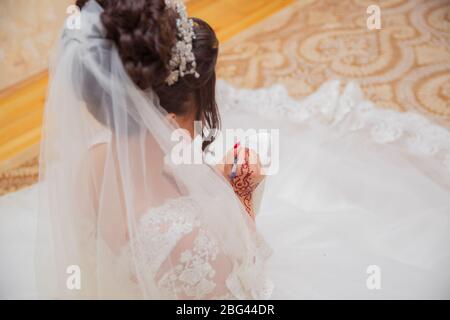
[165,0,200,86]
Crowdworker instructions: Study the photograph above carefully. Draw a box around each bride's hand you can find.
[217,144,265,220]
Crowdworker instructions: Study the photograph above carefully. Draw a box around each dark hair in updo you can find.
[76,0,220,148]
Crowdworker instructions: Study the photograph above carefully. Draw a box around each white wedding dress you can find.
[1,79,449,299]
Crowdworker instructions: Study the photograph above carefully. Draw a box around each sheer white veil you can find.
[35,0,271,299]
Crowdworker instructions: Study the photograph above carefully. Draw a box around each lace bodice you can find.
[133,197,273,299]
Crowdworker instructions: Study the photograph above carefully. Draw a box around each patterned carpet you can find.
[1,0,449,195]
[0,158,38,195]
[217,0,450,127]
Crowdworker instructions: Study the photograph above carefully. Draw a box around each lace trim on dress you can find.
[133,197,273,299]
[217,80,450,172]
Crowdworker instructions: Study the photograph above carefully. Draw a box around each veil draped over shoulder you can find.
[35,0,271,299]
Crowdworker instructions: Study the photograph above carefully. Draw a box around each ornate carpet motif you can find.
[0,158,38,195]
[217,0,450,128]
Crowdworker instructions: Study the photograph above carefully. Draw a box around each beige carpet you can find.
[217,0,450,127]
[1,0,449,195]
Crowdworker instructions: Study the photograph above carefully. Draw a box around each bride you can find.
[1,0,449,299]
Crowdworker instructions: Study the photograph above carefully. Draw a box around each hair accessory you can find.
[165,0,200,86]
